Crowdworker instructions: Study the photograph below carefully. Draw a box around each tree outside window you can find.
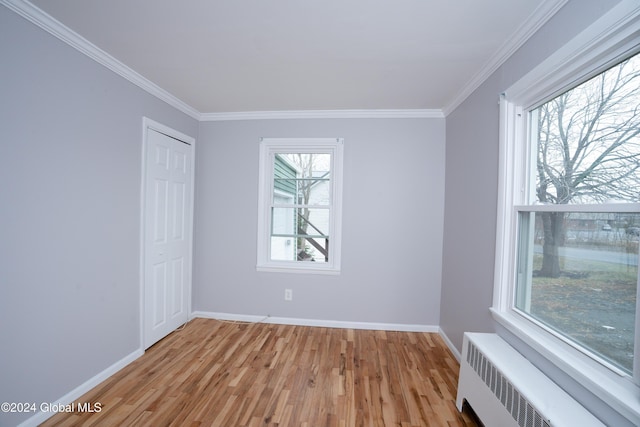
[516,52,640,373]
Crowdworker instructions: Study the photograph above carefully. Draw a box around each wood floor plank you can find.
[41,319,479,426]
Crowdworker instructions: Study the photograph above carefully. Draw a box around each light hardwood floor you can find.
[42,318,479,426]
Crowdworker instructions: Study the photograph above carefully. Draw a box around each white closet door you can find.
[143,127,192,349]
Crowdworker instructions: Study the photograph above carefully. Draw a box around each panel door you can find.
[144,128,192,349]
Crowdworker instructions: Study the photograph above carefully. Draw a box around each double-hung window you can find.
[493,1,640,422]
[257,138,344,274]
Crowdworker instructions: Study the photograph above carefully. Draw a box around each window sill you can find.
[490,308,640,425]
[256,264,340,275]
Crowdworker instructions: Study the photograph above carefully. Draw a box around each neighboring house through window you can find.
[257,138,344,274]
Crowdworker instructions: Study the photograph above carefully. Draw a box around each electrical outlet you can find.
[284,289,293,301]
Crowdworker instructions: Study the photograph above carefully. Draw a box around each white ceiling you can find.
[26,0,565,116]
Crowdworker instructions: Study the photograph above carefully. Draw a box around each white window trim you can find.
[492,1,640,423]
[257,137,344,275]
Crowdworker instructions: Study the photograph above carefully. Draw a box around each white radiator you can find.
[456,333,605,427]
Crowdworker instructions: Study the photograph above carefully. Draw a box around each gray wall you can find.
[0,7,198,426]
[194,118,445,326]
[440,0,621,352]
[439,0,629,424]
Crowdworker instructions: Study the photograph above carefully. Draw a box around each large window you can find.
[515,53,640,375]
[493,2,640,422]
[257,138,343,274]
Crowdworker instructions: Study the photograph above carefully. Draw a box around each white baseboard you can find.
[191,311,439,333]
[439,327,462,362]
[17,348,144,427]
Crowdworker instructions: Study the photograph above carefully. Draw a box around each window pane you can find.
[532,53,640,205]
[516,211,640,373]
[273,179,330,206]
[271,205,296,235]
[270,236,297,262]
[270,236,328,263]
[271,208,330,237]
[273,153,331,206]
[270,207,330,263]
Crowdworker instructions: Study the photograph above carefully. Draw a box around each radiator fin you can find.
[466,341,551,427]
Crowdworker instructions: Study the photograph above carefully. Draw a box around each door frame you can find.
[139,117,196,350]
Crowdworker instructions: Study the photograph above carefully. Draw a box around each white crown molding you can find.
[200,109,443,121]
[2,0,443,123]
[2,0,200,120]
[442,0,569,116]
[3,0,563,122]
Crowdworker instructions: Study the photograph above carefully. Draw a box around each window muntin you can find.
[257,139,343,274]
[513,52,640,376]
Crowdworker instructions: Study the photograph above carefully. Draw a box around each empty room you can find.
[2,0,639,426]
